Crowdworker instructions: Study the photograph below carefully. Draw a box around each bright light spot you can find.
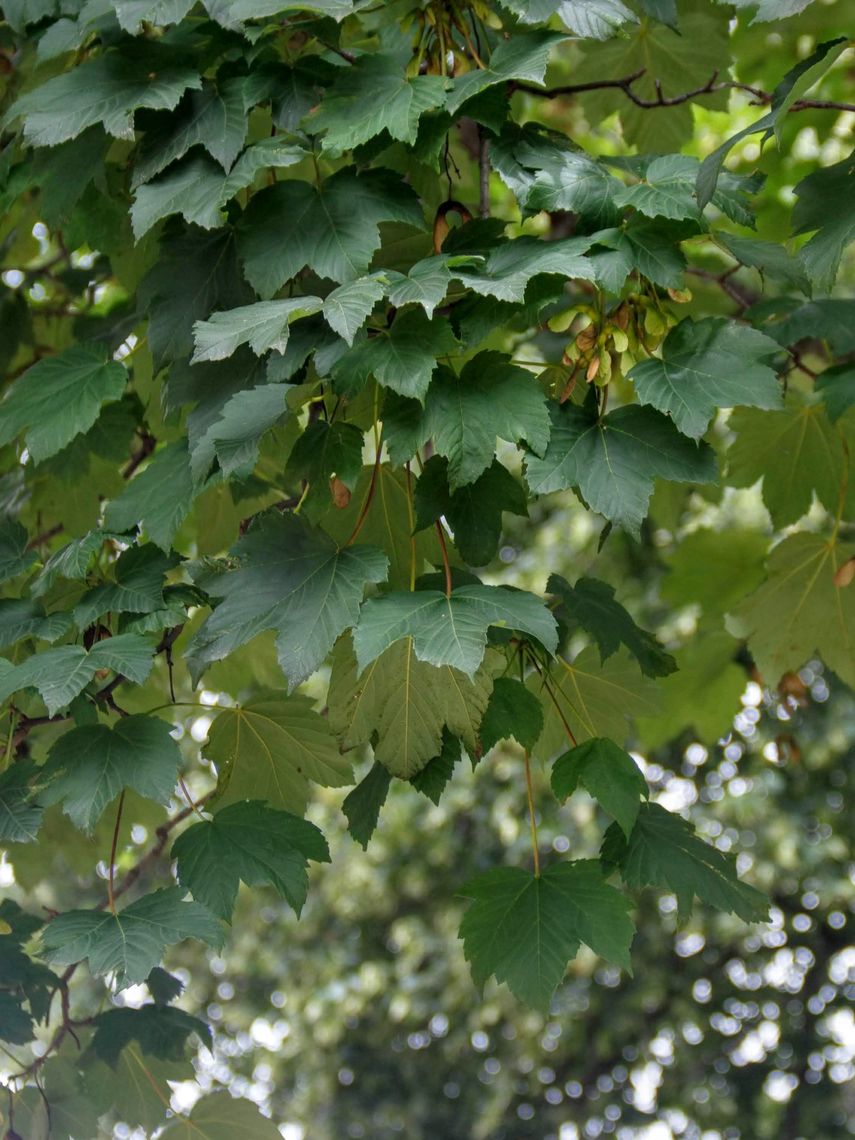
[191,715,212,742]
[764,1070,799,1102]
[200,690,221,706]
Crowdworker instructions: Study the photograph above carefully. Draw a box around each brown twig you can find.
[513,68,855,114]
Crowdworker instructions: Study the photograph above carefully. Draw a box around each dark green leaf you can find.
[479,677,544,752]
[343,761,391,849]
[410,730,461,804]
[0,761,43,844]
[552,738,647,838]
[90,1004,210,1064]
[601,802,769,922]
[333,309,458,402]
[459,861,634,1009]
[104,441,195,551]
[172,801,329,921]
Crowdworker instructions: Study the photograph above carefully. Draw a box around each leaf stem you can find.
[107,790,126,914]
[405,462,417,591]
[524,749,541,878]
[345,431,384,546]
[527,651,578,747]
[435,520,453,597]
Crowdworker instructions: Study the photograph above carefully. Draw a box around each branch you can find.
[513,69,855,113]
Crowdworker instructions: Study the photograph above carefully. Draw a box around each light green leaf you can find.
[39,887,224,989]
[729,533,855,691]
[662,528,769,617]
[191,298,323,363]
[502,0,636,39]
[552,738,647,838]
[792,152,855,294]
[40,716,182,833]
[328,634,498,778]
[160,1092,282,1139]
[172,801,329,921]
[238,167,424,295]
[353,584,558,678]
[726,398,845,527]
[74,544,176,627]
[0,634,155,716]
[206,385,290,479]
[455,235,595,303]
[114,0,195,33]
[459,861,634,1009]
[205,692,353,814]
[526,400,717,537]
[629,317,781,439]
[322,275,387,345]
[0,344,127,463]
[601,802,768,922]
[0,517,36,584]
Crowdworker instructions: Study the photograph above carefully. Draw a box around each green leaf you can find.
[39,887,224,989]
[638,628,746,749]
[238,167,424,296]
[0,345,127,463]
[662,528,769,617]
[458,861,634,1009]
[74,544,177,627]
[573,8,731,153]
[86,1048,192,1133]
[629,317,781,438]
[31,531,115,597]
[613,154,758,227]
[730,533,855,691]
[114,0,195,33]
[319,464,444,589]
[726,398,845,527]
[0,991,34,1044]
[0,599,71,649]
[191,298,323,363]
[526,399,717,538]
[146,966,184,1004]
[160,1092,283,1139]
[205,692,352,815]
[354,584,557,678]
[104,441,195,551]
[455,236,595,303]
[385,354,550,490]
[342,761,391,848]
[492,126,622,226]
[718,234,810,293]
[142,228,253,370]
[187,512,387,687]
[0,634,155,716]
[322,275,387,345]
[479,676,544,752]
[384,255,467,318]
[502,0,636,39]
[0,517,36,584]
[203,384,291,479]
[133,79,249,185]
[333,308,458,402]
[601,802,768,922]
[552,738,646,838]
[90,1003,210,1063]
[172,801,329,921]
[40,716,182,833]
[0,761,42,844]
[696,38,847,208]
[817,365,855,424]
[5,52,201,145]
[792,152,855,294]
[410,729,461,803]
[748,298,855,356]
[445,31,565,114]
[307,54,446,154]
[328,633,498,778]
[548,574,676,678]
[531,647,660,758]
[413,456,528,566]
[12,1058,106,1140]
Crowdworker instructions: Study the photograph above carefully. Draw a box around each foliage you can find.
[0,0,852,1133]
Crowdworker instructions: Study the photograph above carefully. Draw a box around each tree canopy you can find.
[0,0,852,1135]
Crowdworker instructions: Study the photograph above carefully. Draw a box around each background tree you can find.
[0,0,852,1136]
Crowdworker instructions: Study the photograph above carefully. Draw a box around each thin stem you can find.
[478,128,490,218]
[405,462,417,591]
[435,520,453,597]
[524,749,541,878]
[179,776,208,821]
[107,791,126,914]
[345,432,384,546]
[527,651,578,747]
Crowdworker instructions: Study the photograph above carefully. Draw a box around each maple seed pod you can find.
[586,355,601,383]
[330,476,351,509]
